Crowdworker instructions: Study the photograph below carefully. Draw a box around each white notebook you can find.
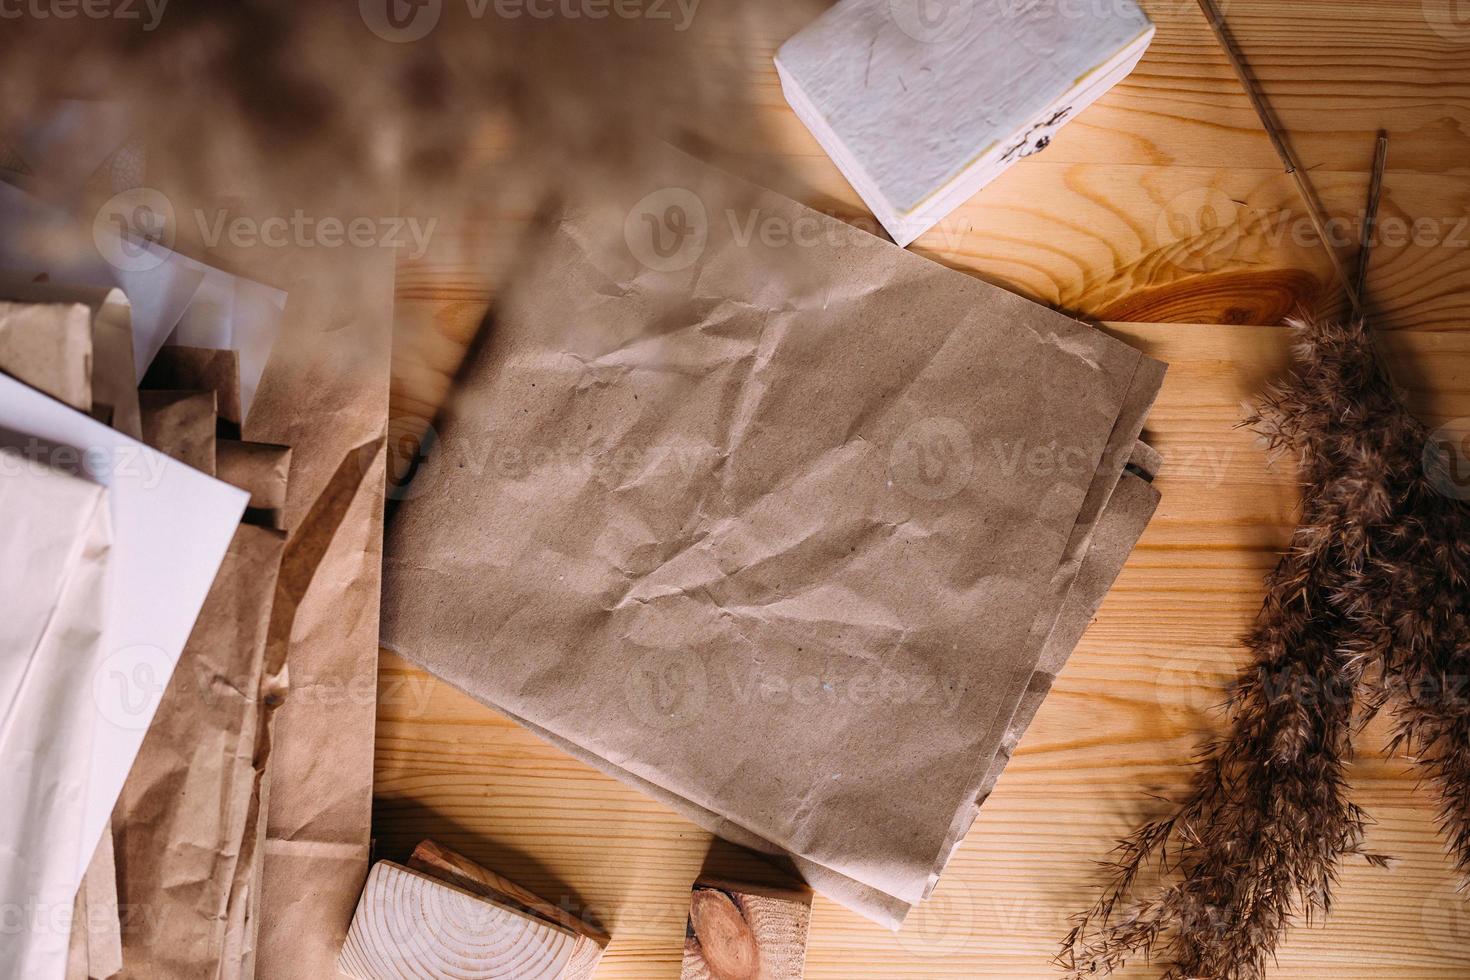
[776,0,1154,246]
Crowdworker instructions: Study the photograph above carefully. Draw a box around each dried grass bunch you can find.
[1059,315,1470,978]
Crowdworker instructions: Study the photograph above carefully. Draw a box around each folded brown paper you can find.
[138,389,217,474]
[144,346,243,428]
[112,522,285,978]
[116,369,287,979]
[382,153,1164,925]
[245,243,392,979]
[66,833,122,980]
[0,280,141,439]
[0,300,91,410]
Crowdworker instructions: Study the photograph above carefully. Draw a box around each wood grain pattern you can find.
[408,839,607,978]
[380,2,1470,973]
[682,879,811,980]
[338,860,590,980]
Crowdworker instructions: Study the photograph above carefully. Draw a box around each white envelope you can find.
[0,458,111,980]
[0,374,248,980]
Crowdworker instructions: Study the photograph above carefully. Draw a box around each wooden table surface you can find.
[376,1,1470,975]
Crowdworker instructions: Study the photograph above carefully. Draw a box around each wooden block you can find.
[681,878,811,980]
[407,840,610,957]
[338,860,599,980]
[775,0,1154,246]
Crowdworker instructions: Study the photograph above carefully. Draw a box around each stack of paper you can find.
[0,320,249,979]
[1,102,388,980]
[0,178,286,417]
[0,108,294,975]
[381,152,1165,926]
[775,0,1155,246]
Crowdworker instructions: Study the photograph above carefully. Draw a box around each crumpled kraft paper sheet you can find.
[245,242,391,979]
[382,152,1165,926]
[0,279,142,440]
[111,368,287,978]
[0,299,92,411]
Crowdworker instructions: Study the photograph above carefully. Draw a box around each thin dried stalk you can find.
[1060,316,1470,977]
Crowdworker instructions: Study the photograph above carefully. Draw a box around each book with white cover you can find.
[775,0,1154,246]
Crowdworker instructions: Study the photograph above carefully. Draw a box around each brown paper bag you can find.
[112,522,285,978]
[144,346,243,428]
[138,389,217,473]
[243,242,392,979]
[115,372,291,978]
[0,280,140,439]
[0,299,92,409]
[217,439,292,529]
[382,152,1165,925]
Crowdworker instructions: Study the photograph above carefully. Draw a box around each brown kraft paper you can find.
[381,152,1165,926]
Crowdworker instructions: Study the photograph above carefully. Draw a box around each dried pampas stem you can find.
[1061,124,1470,976]
[1061,309,1470,978]
[1195,0,1361,318]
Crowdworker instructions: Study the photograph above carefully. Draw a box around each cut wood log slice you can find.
[337,861,591,980]
[407,840,607,979]
[681,879,811,980]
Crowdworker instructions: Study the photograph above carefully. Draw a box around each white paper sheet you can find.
[0,100,135,194]
[0,459,111,980]
[165,261,286,420]
[0,373,248,979]
[0,180,287,415]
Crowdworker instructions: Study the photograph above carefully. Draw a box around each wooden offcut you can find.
[406,840,606,978]
[338,853,605,980]
[681,878,811,980]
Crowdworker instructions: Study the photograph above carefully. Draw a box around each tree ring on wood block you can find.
[690,888,762,979]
